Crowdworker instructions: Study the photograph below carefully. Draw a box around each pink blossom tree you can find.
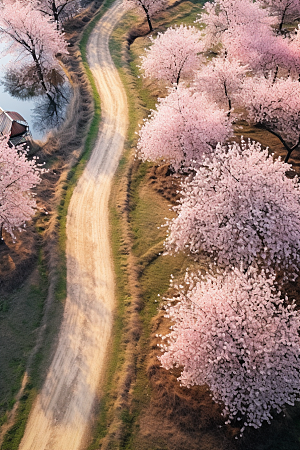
[0,138,43,243]
[198,0,275,52]
[277,26,300,78]
[140,25,204,85]
[219,12,300,79]
[165,140,300,276]
[0,1,68,96]
[34,0,80,30]
[239,76,300,161]
[198,0,291,79]
[262,0,300,32]
[193,57,248,114]
[159,266,300,433]
[222,24,293,77]
[137,86,233,171]
[122,0,168,31]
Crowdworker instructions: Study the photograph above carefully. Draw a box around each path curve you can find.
[19,2,128,449]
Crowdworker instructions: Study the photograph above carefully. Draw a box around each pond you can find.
[0,40,70,141]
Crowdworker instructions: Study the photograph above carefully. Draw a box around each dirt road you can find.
[19,2,128,449]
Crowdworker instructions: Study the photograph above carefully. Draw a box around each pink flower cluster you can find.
[159,266,300,433]
[166,140,300,276]
[138,86,233,171]
[140,25,204,85]
[239,76,300,149]
[0,1,68,89]
[0,138,43,240]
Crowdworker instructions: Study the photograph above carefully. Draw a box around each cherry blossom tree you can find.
[0,1,68,96]
[140,25,204,85]
[159,266,300,433]
[0,138,43,243]
[223,24,293,77]
[165,140,300,276]
[137,86,233,171]
[199,0,300,79]
[34,0,80,29]
[279,26,300,77]
[193,57,248,114]
[239,76,300,162]
[198,0,275,51]
[122,0,168,31]
[198,0,291,78]
[262,0,300,32]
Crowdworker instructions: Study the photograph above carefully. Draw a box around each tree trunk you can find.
[223,81,231,117]
[272,66,279,85]
[52,0,60,30]
[146,12,153,31]
[279,8,287,32]
[0,223,4,245]
[255,123,298,164]
[285,147,295,163]
[31,48,54,101]
[141,5,153,31]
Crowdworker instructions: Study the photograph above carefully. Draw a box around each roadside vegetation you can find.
[89,1,300,449]
[0,0,109,447]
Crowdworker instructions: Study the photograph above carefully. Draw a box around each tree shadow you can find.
[1,67,70,134]
[31,86,70,134]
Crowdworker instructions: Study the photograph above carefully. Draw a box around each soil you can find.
[18,2,128,449]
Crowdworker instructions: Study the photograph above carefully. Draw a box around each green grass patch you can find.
[123,164,189,449]
[166,0,206,27]
[0,250,48,449]
[109,10,153,146]
[1,386,36,450]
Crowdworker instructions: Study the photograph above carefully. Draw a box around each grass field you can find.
[0,252,46,419]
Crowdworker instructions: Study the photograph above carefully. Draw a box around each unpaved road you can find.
[19,2,128,449]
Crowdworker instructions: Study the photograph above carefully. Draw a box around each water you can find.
[0,39,69,141]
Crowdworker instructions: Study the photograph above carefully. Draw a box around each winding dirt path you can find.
[19,2,128,449]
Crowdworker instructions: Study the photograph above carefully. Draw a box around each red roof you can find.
[6,111,27,123]
[0,109,29,138]
[10,121,27,137]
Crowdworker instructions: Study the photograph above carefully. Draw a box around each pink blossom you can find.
[159,266,300,432]
[261,0,300,32]
[0,1,68,91]
[0,138,43,241]
[140,25,204,85]
[166,140,300,275]
[198,0,275,51]
[198,0,289,78]
[34,0,80,29]
[222,23,291,76]
[137,86,233,171]
[193,57,248,113]
[239,76,300,161]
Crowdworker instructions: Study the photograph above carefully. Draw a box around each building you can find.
[0,108,31,146]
